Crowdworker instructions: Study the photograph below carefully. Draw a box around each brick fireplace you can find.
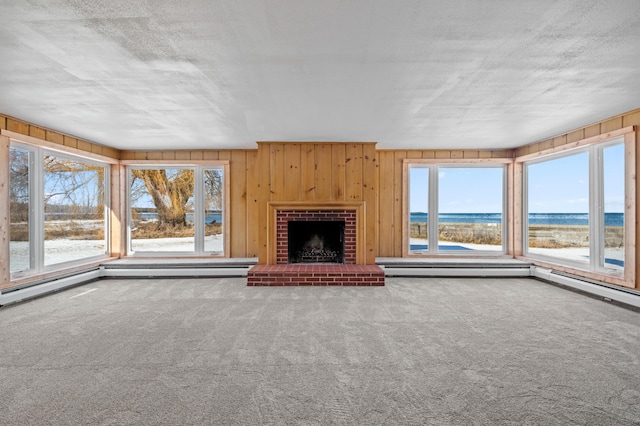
[247,202,384,286]
[278,210,355,264]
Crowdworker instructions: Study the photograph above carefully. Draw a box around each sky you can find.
[410,166,503,213]
[527,144,624,213]
[409,142,625,214]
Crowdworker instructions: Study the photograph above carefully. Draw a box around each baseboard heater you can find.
[102,267,250,278]
[0,266,250,307]
[0,268,104,306]
[531,266,640,309]
[383,267,531,277]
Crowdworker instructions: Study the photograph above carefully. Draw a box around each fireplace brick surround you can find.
[276,210,356,264]
[247,201,384,286]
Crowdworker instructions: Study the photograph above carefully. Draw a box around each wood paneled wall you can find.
[2,108,639,288]
[254,142,377,264]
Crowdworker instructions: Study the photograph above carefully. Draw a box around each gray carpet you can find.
[1,277,639,425]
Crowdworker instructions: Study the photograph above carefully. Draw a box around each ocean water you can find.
[137,212,223,224]
[410,212,624,226]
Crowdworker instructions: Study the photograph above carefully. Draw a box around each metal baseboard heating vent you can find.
[0,268,104,307]
[377,258,533,278]
[531,266,640,310]
[383,267,531,277]
[0,260,255,307]
[102,267,250,278]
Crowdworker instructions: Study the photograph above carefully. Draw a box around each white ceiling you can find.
[1,0,639,151]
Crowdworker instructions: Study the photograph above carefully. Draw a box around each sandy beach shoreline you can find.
[410,222,624,248]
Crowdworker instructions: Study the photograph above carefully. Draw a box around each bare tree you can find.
[9,147,30,222]
[131,169,194,227]
[43,156,105,219]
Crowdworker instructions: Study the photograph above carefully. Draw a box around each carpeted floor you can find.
[1,277,639,425]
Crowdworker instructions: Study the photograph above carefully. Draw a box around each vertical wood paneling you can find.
[257,144,271,263]
[405,151,422,160]
[363,144,378,264]
[584,124,601,139]
[246,151,260,257]
[567,129,584,144]
[301,144,316,201]
[270,144,284,201]
[203,151,220,160]
[624,109,640,285]
[553,135,567,148]
[377,151,395,256]
[345,144,363,201]
[513,162,523,257]
[393,151,407,256]
[623,110,640,127]
[624,132,637,288]
[45,130,64,145]
[111,164,127,256]
[314,144,332,200]
[602,117,623,133]
[230,151,247,257]
[283,144,301,201]
[0,135,10,288]
[29,125,46,139]
[331,144,346,201]
[7,118,28,134]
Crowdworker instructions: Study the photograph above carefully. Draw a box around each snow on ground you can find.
[409,237,624,271]
[10,234,622,274]
[10,235,224,274]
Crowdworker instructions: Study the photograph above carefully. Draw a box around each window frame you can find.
[124,161,229,257]
[516,127,636,288]
[404,159,511,257]
[9,139,112,279]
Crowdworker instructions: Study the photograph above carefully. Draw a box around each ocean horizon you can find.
[410,212,624,227]
[134,211,624,227]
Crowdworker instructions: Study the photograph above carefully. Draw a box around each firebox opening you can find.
[288,221,345,264]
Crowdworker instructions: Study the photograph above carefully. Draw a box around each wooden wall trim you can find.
[0,135,10,289]
[1,129,119,164]
[517,126,635,161]
[109,164,126,258]
[120,159,231,166]
[625,131,637,288]
[404,158,514,165]
[0,114,119,159]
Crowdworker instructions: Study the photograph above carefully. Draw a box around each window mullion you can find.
[194,167,204,254]
[32,148,44,272]
[429,165,438,253]
[591,146,604,270]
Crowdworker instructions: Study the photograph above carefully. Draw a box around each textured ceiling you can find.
[1,0,639,150]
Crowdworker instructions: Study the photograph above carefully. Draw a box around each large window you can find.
[408,163,507,255]
[9,142,110,277]
[128,165,225,255]
[9,146,31,274]
[524,138,625,275]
